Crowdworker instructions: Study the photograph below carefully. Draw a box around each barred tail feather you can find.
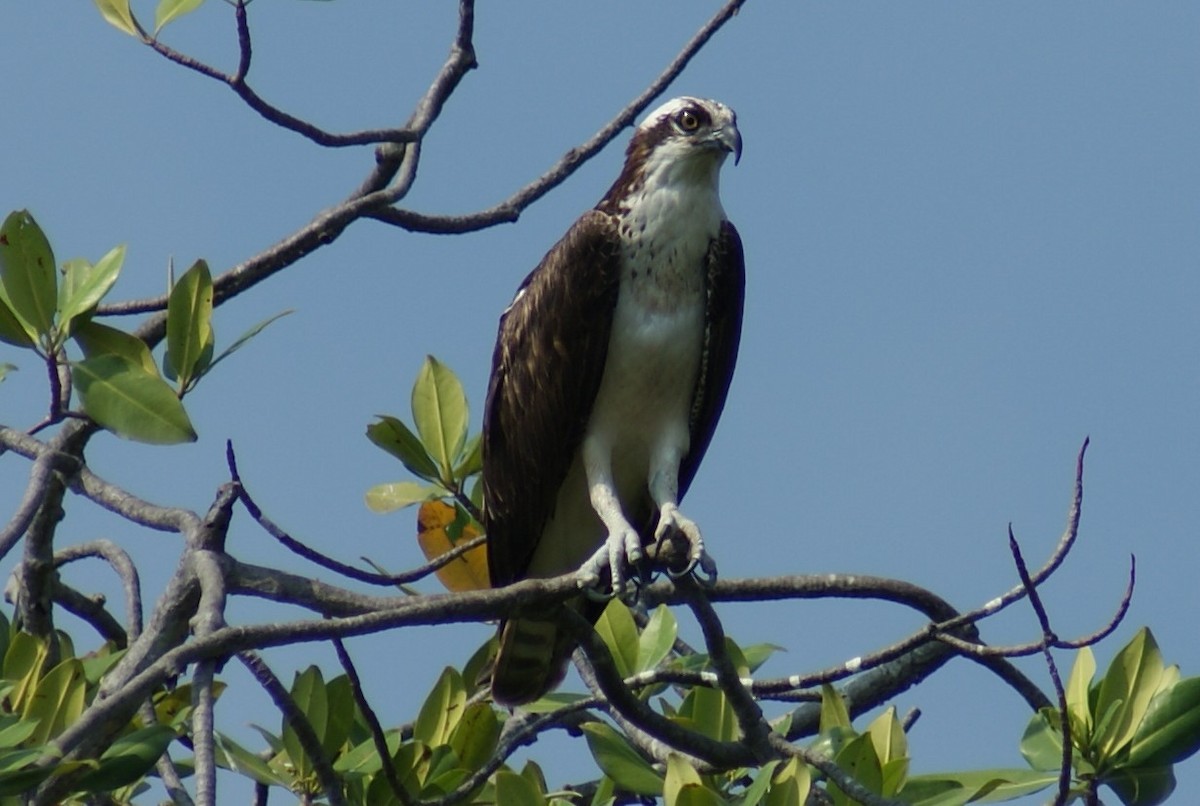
[491,618,572,706]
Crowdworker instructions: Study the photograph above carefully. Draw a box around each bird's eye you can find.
[676,109,702,132]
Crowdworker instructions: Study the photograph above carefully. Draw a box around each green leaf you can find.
[411,356,469,479]
[1095,628,1165,760]
[0,210,57,341]
[323,674,355,758]
[155,0,205,32]
[3,633,49,713]
[636,604,678,674]
[900,769,1058,805]
[495,769,547,806]
[581,722,663,796]
[519,759,548,796]
[831,733,883,805]
[332,729,402,775]
[282,666,326,783]
[447,701,499,772]
[1066,646,1096,742]
[665,754,727,806]
[166,259,213,390]
[73,355,197,444]
[738,760,780,806]
[94,0,141,36]
[765,757,810,806]
[414,667,466,747]
[22,658,86,745]
[677,684,736,743]
[453,432,483,480]
[57,245,124,329]
[819,683,853,735]
[868,707,909,795]
[1127,676,1200,767]
[0,363,15,383]
[1019,708,1065,772]
[0,297,35,348]
[80,647,126,686]
[365,481,439,513]
[202,308,292,379]
[674,786,727,806]
[664,753,701,806]
[1105,765,1176,806]
[368,415,442,481]
[0,718,40,750]
[73,725,177,792]
[0,756,60,797]
[740,643,784,673]
[72,321,158,375]
[517,691,590,715]
[588,775,616,806]
[594,600,639,680]
[213,732,291,787]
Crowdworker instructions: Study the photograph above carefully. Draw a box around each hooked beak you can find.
[713,124,743,165]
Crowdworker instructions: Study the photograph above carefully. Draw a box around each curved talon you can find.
[667,554,700,579]
[582,582,617,603]
[695,552,719,587]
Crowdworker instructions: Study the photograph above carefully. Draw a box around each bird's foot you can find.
[654,504,718,586]
[577,525,644,599]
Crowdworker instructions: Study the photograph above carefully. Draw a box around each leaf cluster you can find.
[1,211,287,444]
[0,612,182,802]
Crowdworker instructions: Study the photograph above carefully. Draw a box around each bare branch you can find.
[332,637,414,806]
[369,0,749,234]
[49,580,127,647]
[1009,527,1072,806]
[563,607,756,769]
[233,470,486,587]
[238,651,347,806]
[0,436,70,560]
[677,578,774,762]
[936,437,1090,636]
[95,0,742,327]
[141,5,420,148]
[54,540,144,641]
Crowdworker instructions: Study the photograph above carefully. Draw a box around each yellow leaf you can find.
[417,501,488,592]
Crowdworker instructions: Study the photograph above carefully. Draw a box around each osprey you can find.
[483,97,745,706]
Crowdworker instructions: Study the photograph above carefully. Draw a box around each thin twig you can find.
[238,651,348,806]
[1009,526,1072,806]
[677,577,773,762]
[142,10,419,148]
[369,0,749,233]
[331,637,414,806]
[563,607,756,769]
[235,469,487,586]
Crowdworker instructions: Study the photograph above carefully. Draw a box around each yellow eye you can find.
[676,109,701,132]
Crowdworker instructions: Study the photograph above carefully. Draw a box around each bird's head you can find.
[634,96,742,167]
[598,97,741,213]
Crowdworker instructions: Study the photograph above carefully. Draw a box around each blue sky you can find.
[3,1,1199,801]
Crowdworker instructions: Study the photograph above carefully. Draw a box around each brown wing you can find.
[483,210,623,588]
[679,220,745,499]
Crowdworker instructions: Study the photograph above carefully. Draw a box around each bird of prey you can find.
[483,97,745,706]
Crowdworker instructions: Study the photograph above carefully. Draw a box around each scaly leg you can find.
[648,436,718,583]
[577,436,643,594]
